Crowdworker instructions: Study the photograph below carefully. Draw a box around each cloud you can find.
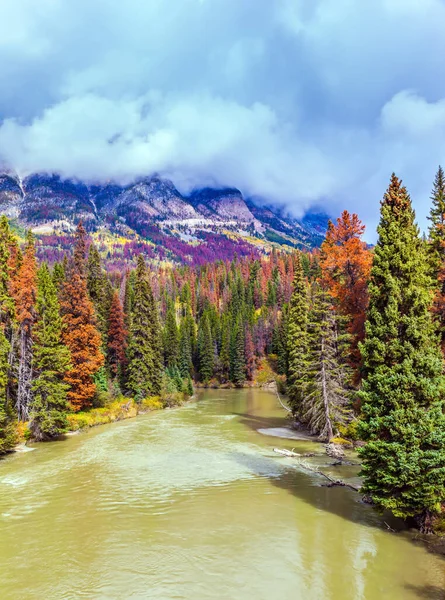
[0,0,445,237]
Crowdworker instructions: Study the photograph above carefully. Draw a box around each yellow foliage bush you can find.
[140,396,164,411]
[67,398,138,431]
[329,436,353,448]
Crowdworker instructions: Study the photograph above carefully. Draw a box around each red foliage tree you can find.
[319,211,372,374]
[60,264,104,411]
[107,290,127,377]
[13,232,37,420]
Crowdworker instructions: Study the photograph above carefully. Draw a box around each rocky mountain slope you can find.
[0,171,328,265]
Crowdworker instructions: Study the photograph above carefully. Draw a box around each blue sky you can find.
[1,0,444,236]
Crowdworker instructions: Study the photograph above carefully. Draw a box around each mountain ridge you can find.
[0,171,329,265]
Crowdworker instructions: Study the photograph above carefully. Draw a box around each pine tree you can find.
[60,261,104,411]
[229,315,245,386]
[286,253,309,417]
[14,231,37,421]
[427,166,445,350]
[164,300,179,368]
[0,327,17,453]
[107,290,127,379]
[178,316,193,377]
[197,311,213,383]
[302,283,351,440]
[87,242,107,335]
[127,256,162,399]
[244,327,256,381]
[0,217,19,418]
[358,174,445,531]
[428,166,445,276]
[30,264,71,440]
[52,261,66,291]
[218,313,231,381]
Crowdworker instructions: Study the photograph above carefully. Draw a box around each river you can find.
[0,389,444,599]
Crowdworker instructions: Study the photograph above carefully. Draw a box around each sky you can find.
[1,0,445,236]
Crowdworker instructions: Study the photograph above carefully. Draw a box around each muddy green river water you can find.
[0,389,444,599]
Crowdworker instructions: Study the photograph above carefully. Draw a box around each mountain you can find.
[0,171,329,266]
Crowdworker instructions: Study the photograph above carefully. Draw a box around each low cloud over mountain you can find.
[1,0,445,236]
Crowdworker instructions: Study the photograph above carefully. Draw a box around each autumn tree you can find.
[107,290,127,379]
[320,211,372,375]
[30,264,71,440]
[60,257,104,411]
[14,231,37,420]
[358,174,445,532]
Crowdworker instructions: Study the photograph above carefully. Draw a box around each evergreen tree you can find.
[178,316,193,377]
[229,315,245,386]
[428,165,445,276]
[164,300,179,368]
[244,327,256,381]
[286,253,309,417]
[302,283,351,440]
[427,166,445,350]
[0,217,19,416]
[272,305,288,375]
[123,272,134,333]
[197,311,213,383]
[52,261,66,291]
[358,174,445,531]
[0,328,17,453]
[218,314,231,381]
[127,256,162,398]
[30,264,71,440]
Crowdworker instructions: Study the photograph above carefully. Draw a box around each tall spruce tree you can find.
[302,283,351,440]
[197,311,214,383]
[427,166,445,350]
[358,174,445,531]
[30,264,71,440]
[428,165,445,277]
[229,315,245,386]
[164,300,179,368]
[0,327,16,453]
[178,316,193,377]
[127,256,162,398]
[286,253,309,417]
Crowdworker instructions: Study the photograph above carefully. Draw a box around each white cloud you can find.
[0,0,444,238]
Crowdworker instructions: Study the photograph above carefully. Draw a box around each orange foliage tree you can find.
[319,211,372,374]
[107,290,127,377]
[60,264,104,411]
[13,232,37,420]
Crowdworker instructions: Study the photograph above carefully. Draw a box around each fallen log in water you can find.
[273,448,361,492]
[274,448,301,457]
